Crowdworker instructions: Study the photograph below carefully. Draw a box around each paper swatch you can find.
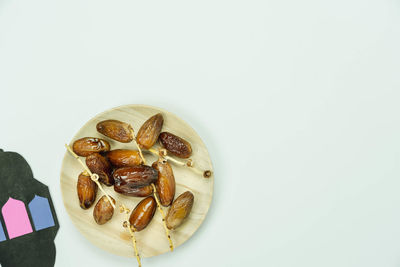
[1,198,33,239]
[0,221,6,242]
[28,195,55,231]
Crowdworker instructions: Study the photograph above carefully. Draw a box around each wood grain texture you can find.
[60,104,214,258]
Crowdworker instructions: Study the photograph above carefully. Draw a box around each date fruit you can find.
[77,171,98,209]
[114,184,153,197]
[152,159,175,206]
[72,137,110,157]
[96,119,134,143]
[166,191,194,230]
[136,113,164,149]
[159,132,192,158]
[106,149,143,167]
[129,196,156,231]
[86,153,114,186]
[93,195,116,225]
[113,165,158,188]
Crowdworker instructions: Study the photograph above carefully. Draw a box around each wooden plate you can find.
[60,104,214,258]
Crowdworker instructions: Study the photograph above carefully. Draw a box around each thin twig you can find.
[120,204,141,267]
[148,148,212,178]
[65,144,116,209]
[151,183,174,251]
[130,129,146,164]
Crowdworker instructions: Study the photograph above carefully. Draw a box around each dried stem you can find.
[120,204,141,267]
[151,183,174,251]
[148,148,212,178]
[134,139,146,165]
[130,129,146,164]
[65,144,116,209]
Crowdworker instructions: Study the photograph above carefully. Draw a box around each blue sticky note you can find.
[28,195,55,231]
[0,220,6,242]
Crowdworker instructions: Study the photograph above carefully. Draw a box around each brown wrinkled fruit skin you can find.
[129,196,156,231]
[72,137,110,157]
[114,184,153,197]
[152,159,175,207]
[106,149,143,167]
[159,132,192,158]
[93,195,116,225]
[166,191,194,230]
[86,153,114,186]
[113,165,158,188]
[136,113,164,149]
[77,172,98,209]
[96,120,134,143]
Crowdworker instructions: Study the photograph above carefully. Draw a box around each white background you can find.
[1,0,400,266]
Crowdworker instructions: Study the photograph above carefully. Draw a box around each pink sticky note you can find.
[2,197,33,239]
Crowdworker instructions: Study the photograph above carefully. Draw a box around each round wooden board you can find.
[60,104,214,258]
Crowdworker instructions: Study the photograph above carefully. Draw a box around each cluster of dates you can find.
[73,113,194,232]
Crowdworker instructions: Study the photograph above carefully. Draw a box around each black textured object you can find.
[0,149,59,267]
